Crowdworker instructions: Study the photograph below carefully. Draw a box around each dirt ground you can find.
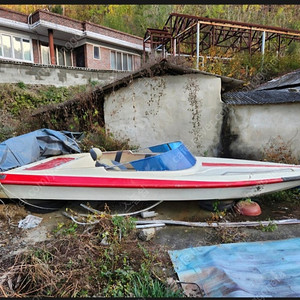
[0,197,300,297]
[1,197,300,260]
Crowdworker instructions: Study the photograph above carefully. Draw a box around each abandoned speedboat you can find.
[1,141,300,202]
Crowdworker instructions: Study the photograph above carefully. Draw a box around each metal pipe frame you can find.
[143,12,300,61]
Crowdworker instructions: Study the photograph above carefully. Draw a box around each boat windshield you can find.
[130,141,196,171]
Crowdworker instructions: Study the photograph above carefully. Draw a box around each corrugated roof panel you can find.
[169,237,300,297]
[222,90,300,105]
[255,69,300,90]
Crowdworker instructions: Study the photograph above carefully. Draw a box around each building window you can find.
[41,44,50,65]
[110,51,116,69]
[94,46,100,60]
[55,46,73,67]
[128,55,132,71]
[0,33,32,62]
[13,37,22,60]
[123,54,128,70]
[2,35,12,58]
[111,50,133,71]
[65,51,72,67]
[23,39,31,61]
[117,52,122,70]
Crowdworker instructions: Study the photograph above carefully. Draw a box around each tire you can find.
[199,200,235,212]
[20,199,68,214]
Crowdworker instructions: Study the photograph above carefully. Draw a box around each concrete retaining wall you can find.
[226,103,300,160]
[104,74,223,156]
[0,61,129,87]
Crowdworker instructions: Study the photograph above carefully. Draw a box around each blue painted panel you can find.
[169,238,300,297]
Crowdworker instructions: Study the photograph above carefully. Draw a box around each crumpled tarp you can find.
[0,128,81,171]
[169,237,300,297]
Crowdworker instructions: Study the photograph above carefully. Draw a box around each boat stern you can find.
[0,174,8,198]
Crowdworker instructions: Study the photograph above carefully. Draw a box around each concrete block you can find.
[138,228,156,241]
[140,211,158,218]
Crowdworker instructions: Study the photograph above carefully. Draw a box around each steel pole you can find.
[261,31,266,55]
[196,22,200,70]
[261,31,266,68]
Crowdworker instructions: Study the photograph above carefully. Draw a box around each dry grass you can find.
[0,211,176,298]
[263,135,299,165]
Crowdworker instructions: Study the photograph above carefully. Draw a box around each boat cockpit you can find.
[89,141,196,172]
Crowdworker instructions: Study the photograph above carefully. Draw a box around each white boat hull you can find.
[1,153,300,201]
[1,180,300,202]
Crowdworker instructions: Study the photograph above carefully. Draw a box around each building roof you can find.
[0,7,146,52]
[32,59,243,118]
[222,69,300,105]
[222,89,300,105]
[94,58,243,94]
[255,69,300,91]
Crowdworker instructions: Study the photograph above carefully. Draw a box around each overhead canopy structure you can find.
[144,13,300,67]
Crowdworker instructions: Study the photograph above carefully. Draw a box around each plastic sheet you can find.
[169,238,300,297]
[0,128,81,171]
[18,214,43,229]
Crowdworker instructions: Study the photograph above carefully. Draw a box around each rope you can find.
[80,200,163,217]
[0,182,59,211]
[62,201,165,225]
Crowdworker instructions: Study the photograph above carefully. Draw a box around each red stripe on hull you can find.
[0,173,283,189]
[202,162,300,168]
[25,157,75,170]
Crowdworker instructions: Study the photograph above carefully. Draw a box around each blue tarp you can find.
[169,238,300,297]
[0,128,81,171]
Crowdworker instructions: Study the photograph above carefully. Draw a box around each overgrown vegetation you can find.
[0,208,182,297]
[258,188,300,206]
[0,82,131,152]
[183,48,300,87]
[0,83,86,117]
[252,136,300,206]
[3,5,300,38]
[80,125,133,152]
[262,135,299,165]
[0,83,88,141]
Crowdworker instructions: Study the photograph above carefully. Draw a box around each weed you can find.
[130,263,184,298]
[213,200,220,213]
[88,78,99,87]
[80,124,134,152]
[112,215,136,239]
[263,135,299,165]
[53,222,78,235]
[67,258,73,269]
[1,212,180,298]
[258,188,300,205]
[259,219,278,232]
[214,227,247,244]
[33,248,53,263]
[17,81,27,89]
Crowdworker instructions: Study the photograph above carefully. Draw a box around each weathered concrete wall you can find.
[104,74,223,156]
[0,61,128,87]
[226,103,300,160]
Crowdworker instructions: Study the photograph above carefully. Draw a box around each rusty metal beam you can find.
[169,12,300,37]
[145,12,300,61]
